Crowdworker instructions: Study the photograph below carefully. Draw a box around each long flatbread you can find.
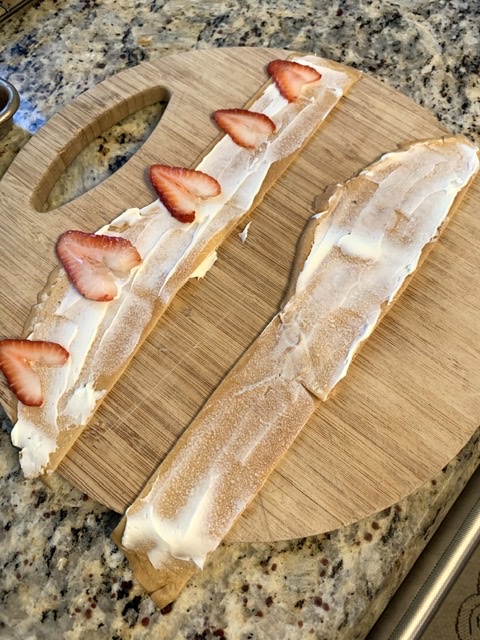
[9,55,361,478]
[112,136,479,607]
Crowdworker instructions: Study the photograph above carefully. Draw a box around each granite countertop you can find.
[1,1,479,638]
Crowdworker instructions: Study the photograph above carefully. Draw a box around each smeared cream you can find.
[121,342,309,570]
[190,251,217,279]
[120,136,478,573]
[336,230,383,261]
[289,136,480,398]
[63,383,105,423]
[11,55,361,478]
[124,471,222,569]
[10,418,57,478]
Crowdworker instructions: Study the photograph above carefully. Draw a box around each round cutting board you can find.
[0,48,479,542]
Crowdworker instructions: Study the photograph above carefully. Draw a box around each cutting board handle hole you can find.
[30,86,170,213]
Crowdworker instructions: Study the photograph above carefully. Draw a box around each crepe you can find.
[8,55,360,478]
[112,135,479,607]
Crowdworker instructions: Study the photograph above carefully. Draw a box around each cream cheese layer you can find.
[11,56,361,477]
[120,136,478,571]
[285,136,480,399]
[121,318,315,571]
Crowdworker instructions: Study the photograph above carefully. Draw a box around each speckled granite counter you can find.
[1,1,479,638]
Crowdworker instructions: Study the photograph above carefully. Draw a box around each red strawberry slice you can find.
[149,165,222,224]
[266,59,322,102]
[56,230,142,302]
[212,109,276,150]
[0,339,69,407]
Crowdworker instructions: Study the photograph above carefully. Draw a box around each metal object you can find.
[0,78,20,139]
[0,0,34,23]
[388,496,480,639]
[367,464,480,640]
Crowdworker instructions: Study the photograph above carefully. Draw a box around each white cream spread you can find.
[336,230,383,261]
[189,250,217,279]
[121,136,478,571]
[63,383,106,423]
[121,337,309,570]
[11,417,57,478]
[11,55,360,478]
[124,471,223,569]
[289,137,479,399]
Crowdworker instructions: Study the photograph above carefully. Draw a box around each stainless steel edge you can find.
[389,496,480,639]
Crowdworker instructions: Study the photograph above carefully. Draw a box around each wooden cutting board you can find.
[1,48,479,543]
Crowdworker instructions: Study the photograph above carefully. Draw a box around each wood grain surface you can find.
[0,48,479,542]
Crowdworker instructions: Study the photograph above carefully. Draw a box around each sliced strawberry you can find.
[149,165,221,224]
[56,230,142,302]
[0,339,69,407]
[212,109,276,150]
[266,59,322,102]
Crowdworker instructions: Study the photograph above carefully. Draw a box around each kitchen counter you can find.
[1,1,479,638]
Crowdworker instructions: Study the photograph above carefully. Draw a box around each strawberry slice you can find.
[56,230,142,302]
[0,339,69,407]
[149,165,221,224]
[212,109,276,150]
[266,59,322,102]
